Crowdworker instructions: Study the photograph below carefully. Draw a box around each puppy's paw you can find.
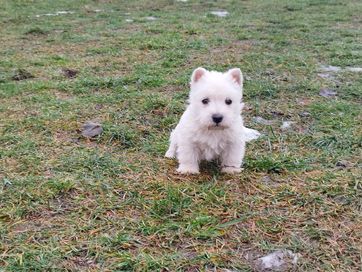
[221,166,242,174]
[165,150,175,158]
[177,165,200,174]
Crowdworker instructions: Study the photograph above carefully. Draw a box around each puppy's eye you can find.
[202,98,209,105]
[225,99,232,105]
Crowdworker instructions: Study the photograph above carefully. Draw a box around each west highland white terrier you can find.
[165,67,260,174]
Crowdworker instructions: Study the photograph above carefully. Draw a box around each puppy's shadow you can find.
[199,159,221,176]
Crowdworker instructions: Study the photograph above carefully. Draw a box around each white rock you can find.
[210,11,229,17]
[36,11,74,17]
[346,67,362,72]
[125,19,134,22]
[56,11,73,15]
[319,65,341,72]
[255,250,300,271]
[145,16,157,21]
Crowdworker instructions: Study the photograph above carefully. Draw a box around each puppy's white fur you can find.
[165,67,260,174]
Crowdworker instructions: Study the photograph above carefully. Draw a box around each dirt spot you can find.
[12,69,34,81]
[270,110,285,117]
[62,68,79,79]
[70,257,98,269]
[211,40,256,54]
[195,40,257,64]
[24,27,48,36]
[336,160,353,169]
[54,91,73,101]
[54,131,72,142]
[95,104,104,110]
[151,108,166,117]
[296,98,313,106]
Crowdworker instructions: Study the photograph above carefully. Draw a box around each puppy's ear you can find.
[227,68,243,87]
[191,67,207,84]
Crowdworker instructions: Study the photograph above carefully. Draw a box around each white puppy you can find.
[165,67,260,174]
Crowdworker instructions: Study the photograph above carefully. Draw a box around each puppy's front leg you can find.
[177,144,200,174]
[221,141,245,173]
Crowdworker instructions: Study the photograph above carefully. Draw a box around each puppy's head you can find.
[188,67,244,130]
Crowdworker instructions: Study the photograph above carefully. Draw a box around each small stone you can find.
[280,121,295,130]
[81,121,103,138]
[244,75,252,81]
[298,111,311,118]
[3,178,12,187]
[336,160,352,168]
[334,195,350,205]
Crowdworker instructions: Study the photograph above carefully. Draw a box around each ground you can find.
[0,0,361,271]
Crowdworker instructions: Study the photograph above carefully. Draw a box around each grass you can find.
[0,0,361,271]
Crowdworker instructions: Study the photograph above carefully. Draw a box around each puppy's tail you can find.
[242,127,261,142]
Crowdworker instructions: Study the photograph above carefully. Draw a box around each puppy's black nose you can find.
[212,114,223,124]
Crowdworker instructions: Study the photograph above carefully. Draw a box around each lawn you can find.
[0,0,361,271]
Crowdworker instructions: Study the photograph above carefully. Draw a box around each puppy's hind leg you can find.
[165,130,177,158]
